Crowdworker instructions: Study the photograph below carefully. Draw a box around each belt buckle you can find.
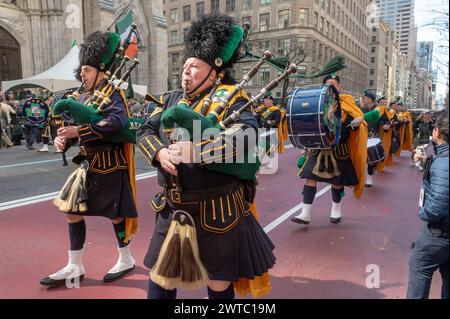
[80,145,87,156]
[170,189,182,204]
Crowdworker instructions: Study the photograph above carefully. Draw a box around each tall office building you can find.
[417,41,434,71]
[164,0,371,98]
[376,0,416,63]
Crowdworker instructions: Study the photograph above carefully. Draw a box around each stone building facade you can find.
[164,0,371,98]
[0,0,168,94]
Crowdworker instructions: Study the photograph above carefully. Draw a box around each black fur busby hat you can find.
[183,14,244,70]
[75,31,121,80]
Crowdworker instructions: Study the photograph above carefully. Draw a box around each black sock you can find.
[147,280,177,299]
[69,220,86,251]
[302,185,317,204]
[332,187,345,203]
[113,221,128,248]
[368,165,374,176]
[208,284,235,300]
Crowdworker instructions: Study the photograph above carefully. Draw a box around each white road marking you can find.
[0,172,157,211]
[0,144,299,212]
[0,158,75,169]
[263,185,332,233]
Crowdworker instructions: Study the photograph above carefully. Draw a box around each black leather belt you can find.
[80,144,119,155]
[165,181,240,204]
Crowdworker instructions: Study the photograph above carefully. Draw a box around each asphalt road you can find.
[0,144,442,299]
[0,143,155,203]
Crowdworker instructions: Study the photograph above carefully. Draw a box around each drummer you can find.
[292,74,368,226]
[361,91,390,187]
[256,93,288,169]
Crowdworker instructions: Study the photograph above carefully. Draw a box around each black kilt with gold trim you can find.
[300,143,358,186]
[64,145,138,220]
[144,181,276,282]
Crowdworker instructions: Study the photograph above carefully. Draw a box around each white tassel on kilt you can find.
[54,161,89,213]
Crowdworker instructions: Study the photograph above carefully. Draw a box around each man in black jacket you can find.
[407,111,449,299]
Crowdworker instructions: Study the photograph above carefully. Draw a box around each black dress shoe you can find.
[40,275,85,288]
[365,184,373,188]
[291,217,310,225]
[103,265,135,283]
[330,217,342,224]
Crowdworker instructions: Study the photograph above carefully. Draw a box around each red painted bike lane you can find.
[0,149,441,299]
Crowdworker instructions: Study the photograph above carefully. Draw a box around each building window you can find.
[259,13,270,32]
[311,40,317,58]
[183,5,191,22]
[297,37,307,52]
[171,74,179,90]
[260,40,271,53]
[299,9,309,27]
[226,0,235,12]
[172,53,180,71]
[211,0,220,15]
[371,46,376,53]
[318,43,323,62]
[246,42,253,53]
[242,68,253,86]
[170,8,178,23]
[370,69,374,75]
[260,66,271,85]
[278,9,290,29]
[369,80,374,86]
[171,30,179,45]
[278,38,291,56]
[371,57,375,63]
[243,0,252,10]
[197,1,205,17]
[242,16,252,30]
[260,0,271,5]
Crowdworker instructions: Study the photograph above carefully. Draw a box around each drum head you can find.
[367,138,381,147]
[323,84,341,148]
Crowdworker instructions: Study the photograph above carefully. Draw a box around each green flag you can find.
[126,76,134,99]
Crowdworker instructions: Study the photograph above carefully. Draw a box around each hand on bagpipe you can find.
[160,54,298,180]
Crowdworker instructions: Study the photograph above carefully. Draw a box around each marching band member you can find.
[374,97,395,172]
[40,31,138,288]
[256,93,288,169]
[412,111,434,170]
[292,74,368,225]
[361,92,390,187]
[137,14,275,300]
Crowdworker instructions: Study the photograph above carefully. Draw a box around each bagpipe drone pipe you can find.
[160,55,298,180]
[52,25,143,144]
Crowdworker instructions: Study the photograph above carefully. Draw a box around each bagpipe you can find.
[161,52,298,180]
[52,25,143,144]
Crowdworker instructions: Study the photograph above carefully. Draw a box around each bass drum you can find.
[22,99,49,126]
[287,84,341,150]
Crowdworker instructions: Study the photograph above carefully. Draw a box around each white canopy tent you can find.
[2,45,81,93]
[2,45,148,96]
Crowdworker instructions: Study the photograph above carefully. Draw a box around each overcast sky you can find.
[415,0,449,101]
